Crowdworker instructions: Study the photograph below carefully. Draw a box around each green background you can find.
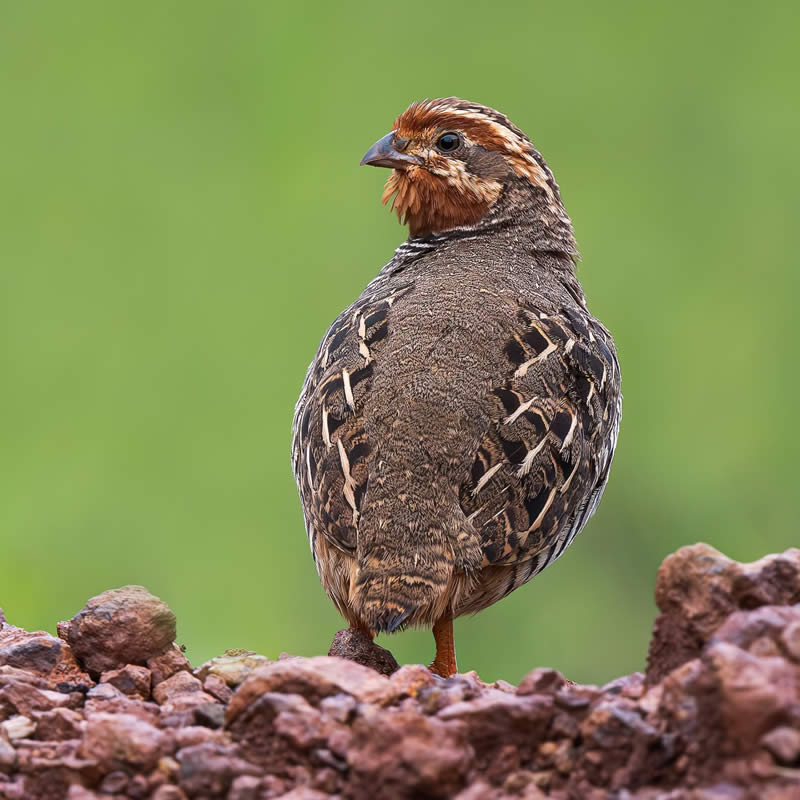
[2,2,798,685]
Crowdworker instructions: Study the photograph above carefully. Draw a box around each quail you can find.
[292,98,621,677]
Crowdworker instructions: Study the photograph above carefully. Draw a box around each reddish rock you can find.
[761,726,800,765]
[100,664,152,698]
[517,667,566,696]
[347,708,473,799]
[226,657,390,725]
[79,712,172,770]
[2,546,800,798]
[0,621,92,687]
[203,673,233,704]
[32,707,84,741]
[65,586,176,675]
[647,544,800,683]
[0,680,73,717]
[175,741,261,796]
[438,691,553,770]
[274,789,331,800]
[0,734,16,771]
[148,645,192,686]
[328,627,400,676]
[152,670,203,704]
[150,784,188,800]
[227,775,262,800]
[705,642,797,751]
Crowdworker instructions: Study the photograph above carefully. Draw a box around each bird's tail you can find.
[350,517,455,634]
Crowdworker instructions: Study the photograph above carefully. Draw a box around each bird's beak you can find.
[360,132,420,169]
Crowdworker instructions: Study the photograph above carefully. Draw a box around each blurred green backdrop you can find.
[2,1,798,685]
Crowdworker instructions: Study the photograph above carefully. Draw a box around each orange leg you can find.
[352,621,374,638]
[429,614,458,677]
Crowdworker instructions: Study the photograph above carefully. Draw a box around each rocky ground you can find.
[2,545,800,799]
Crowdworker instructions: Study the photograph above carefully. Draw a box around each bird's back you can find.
[293,234,620,629]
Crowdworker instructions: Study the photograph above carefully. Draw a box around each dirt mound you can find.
[2,544,800,799]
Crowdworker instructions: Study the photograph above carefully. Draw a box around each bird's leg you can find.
[429,614,457,677]
[353,621,374,639]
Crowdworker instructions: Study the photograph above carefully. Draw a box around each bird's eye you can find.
[435,132,461,153]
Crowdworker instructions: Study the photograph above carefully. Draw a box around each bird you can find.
[291,98,621,677]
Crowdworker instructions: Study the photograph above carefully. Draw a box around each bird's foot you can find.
[430,614,458,677]
[428,657,457,678]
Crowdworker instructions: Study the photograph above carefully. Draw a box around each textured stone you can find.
[175,741,260,796]
[328,627,400,676]
[705,642,797,750]
[152,670,203,704]
[100,664,152,698]
[79,712,172,770]
[1,547,800,797]
[647,544,800,683]
[32,707,84,741]
[226,656,390,725]
[202,673,233,703]
[148,645,192,685]
[193,649,271,687]
[66,586,176,675]
[0,735,16,771]
[347,708,473,799]
[0,623,92,687]
[761,726,800,765]
[1,715,35,740]
[517,667,566,696]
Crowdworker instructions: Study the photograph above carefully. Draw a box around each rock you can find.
[274,789,332,800]
[32,707,84,740]
[193,650,271,687]
[192,701,225,729]
[152,670,203,704]
[0,735,16,771]
[381,664,437,707]
[227,775,262,800]
[98,769,129,793]
[517,667,566,696]
[79,712,172,770]
[148,645,192,685]
[226,657,390,725]
[761,726,800,765]
[0,680,72,717]
[65,788,105,800]
[347,708,473,799]
[100,664,152,698]
[175,741,261,796]
[328,628,400,676]
[438,692,553,771]
[227,690,327,768]
[319,692,358,724]
[647,544,800,683]
[711,605,800,656]
[150,787,188,800]
[173,724,223,749]
[1,716,35,740]
[202,673,233,703]
[705,642,797,750]
[65,586,176,675]
[1,546,800,798]
[0,623,92,687]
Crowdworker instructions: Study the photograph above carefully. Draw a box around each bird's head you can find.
[361,97,571,242]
